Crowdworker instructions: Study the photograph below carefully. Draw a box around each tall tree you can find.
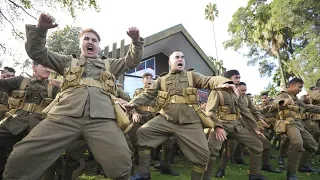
[0,0,100,59]
[205,2,219,61]
[224,0,319,90]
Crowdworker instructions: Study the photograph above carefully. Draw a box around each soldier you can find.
[0,62,59,180]
[270,78,320,180]
[127,51,233,180]
[0,67,16,120]
[127,72,179,176]
[301,85,320,158]
[203,70,266,180]
[3,12,144,180]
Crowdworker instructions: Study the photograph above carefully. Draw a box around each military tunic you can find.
[0,76,59,179]
[0,92,9,120]
[130,71,229,177]
[271,91,320,173]
[203,84,264,180]
[3,25,144,180]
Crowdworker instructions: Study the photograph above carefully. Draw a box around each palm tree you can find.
[205,3,219,62]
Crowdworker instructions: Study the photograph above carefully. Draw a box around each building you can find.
[105,24,225,101]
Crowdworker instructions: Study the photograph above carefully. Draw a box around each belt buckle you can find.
[147,106,151,112]
[171,96,176,103]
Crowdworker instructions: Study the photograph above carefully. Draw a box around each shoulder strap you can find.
[71,58,78,67]
[217,90,224,106]
[160,76,166,91]
[19,77,31,90]
[104,59,110,72]
[47,83,53,98]
[186,71,193,87]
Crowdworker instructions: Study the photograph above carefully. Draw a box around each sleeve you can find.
[205,90,222,128]
[238,97,259,131]
[0,76,24,93]
[109,38,144,77]
[25,25,72,75]
[129,78,160,107]
[192,72,232,90]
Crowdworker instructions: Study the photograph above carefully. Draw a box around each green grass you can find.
[77,148,320,180]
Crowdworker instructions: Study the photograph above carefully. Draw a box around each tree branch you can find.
[0,10,24,40]
[0,43,6,52]
[5,0,37,20]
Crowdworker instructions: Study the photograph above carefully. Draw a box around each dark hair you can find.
[246,93,252,96]
[79,28,101,42]
[310,86,315,91]
[288,78,304,86]
[223,70,240,79]
[142,72,153,79]
[3,66,15,74]
[260,92,268,97]
[239,82,246,86]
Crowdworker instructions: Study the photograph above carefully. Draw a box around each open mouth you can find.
[177,63,183,67]
[87,45,94,53]
[147,82,152,85]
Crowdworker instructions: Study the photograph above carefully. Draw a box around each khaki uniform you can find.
[203,87,264,180]
[0,92,9,120]
[3,25,144,180]
[271,91,320,173]
[0,76,59,179]
[130,71,229,179]
[218,95,274,169]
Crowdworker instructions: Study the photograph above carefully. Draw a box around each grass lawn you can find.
[76,148,320,180]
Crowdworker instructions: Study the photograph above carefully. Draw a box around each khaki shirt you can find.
[25,25,144,119]
[130,71,228,124]
[0,91,9,119]
[206,87,259,131]
[0,76,59,134]
[272,91,320,119]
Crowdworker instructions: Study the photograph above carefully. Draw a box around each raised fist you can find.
[36,13,58,30]
[127,27,140,42]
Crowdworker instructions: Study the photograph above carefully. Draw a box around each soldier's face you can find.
[169,51,185,71]
[0,70,15,79]
[289,83,303,95]
[80,32,100,58]
[237,85,247,96]
[143,76,153,88]
[33,64,52,79]
[261,95,269,104]
[230,74,241,85]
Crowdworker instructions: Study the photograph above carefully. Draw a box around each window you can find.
[123,76,144,98]
[125,57,155,77]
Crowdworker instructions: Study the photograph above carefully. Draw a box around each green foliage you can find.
[224,0,320,90]
[47,25,82,56]
[0,0,100,60]
[204,2,219,21]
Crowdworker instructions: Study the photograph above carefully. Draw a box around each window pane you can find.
[124,76,144,98]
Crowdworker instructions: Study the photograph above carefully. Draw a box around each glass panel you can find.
[124,76,144,98]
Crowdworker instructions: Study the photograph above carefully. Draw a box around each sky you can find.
[1,0,283,96]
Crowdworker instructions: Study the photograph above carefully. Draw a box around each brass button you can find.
[87,61,91,64]
[33,96,37,99]
[87,69,90,72]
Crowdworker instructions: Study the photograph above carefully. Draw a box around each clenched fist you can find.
[36,13,58,30]
[127,27,140,42]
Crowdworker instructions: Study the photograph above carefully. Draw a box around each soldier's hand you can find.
[36,13,58,30]
[214,127,227,141]
[132,112,142,123]
[255,130,266,138]
[127,27,140,42]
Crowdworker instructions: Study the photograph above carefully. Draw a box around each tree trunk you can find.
[212,21,219,62]
[277,50,287,90]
